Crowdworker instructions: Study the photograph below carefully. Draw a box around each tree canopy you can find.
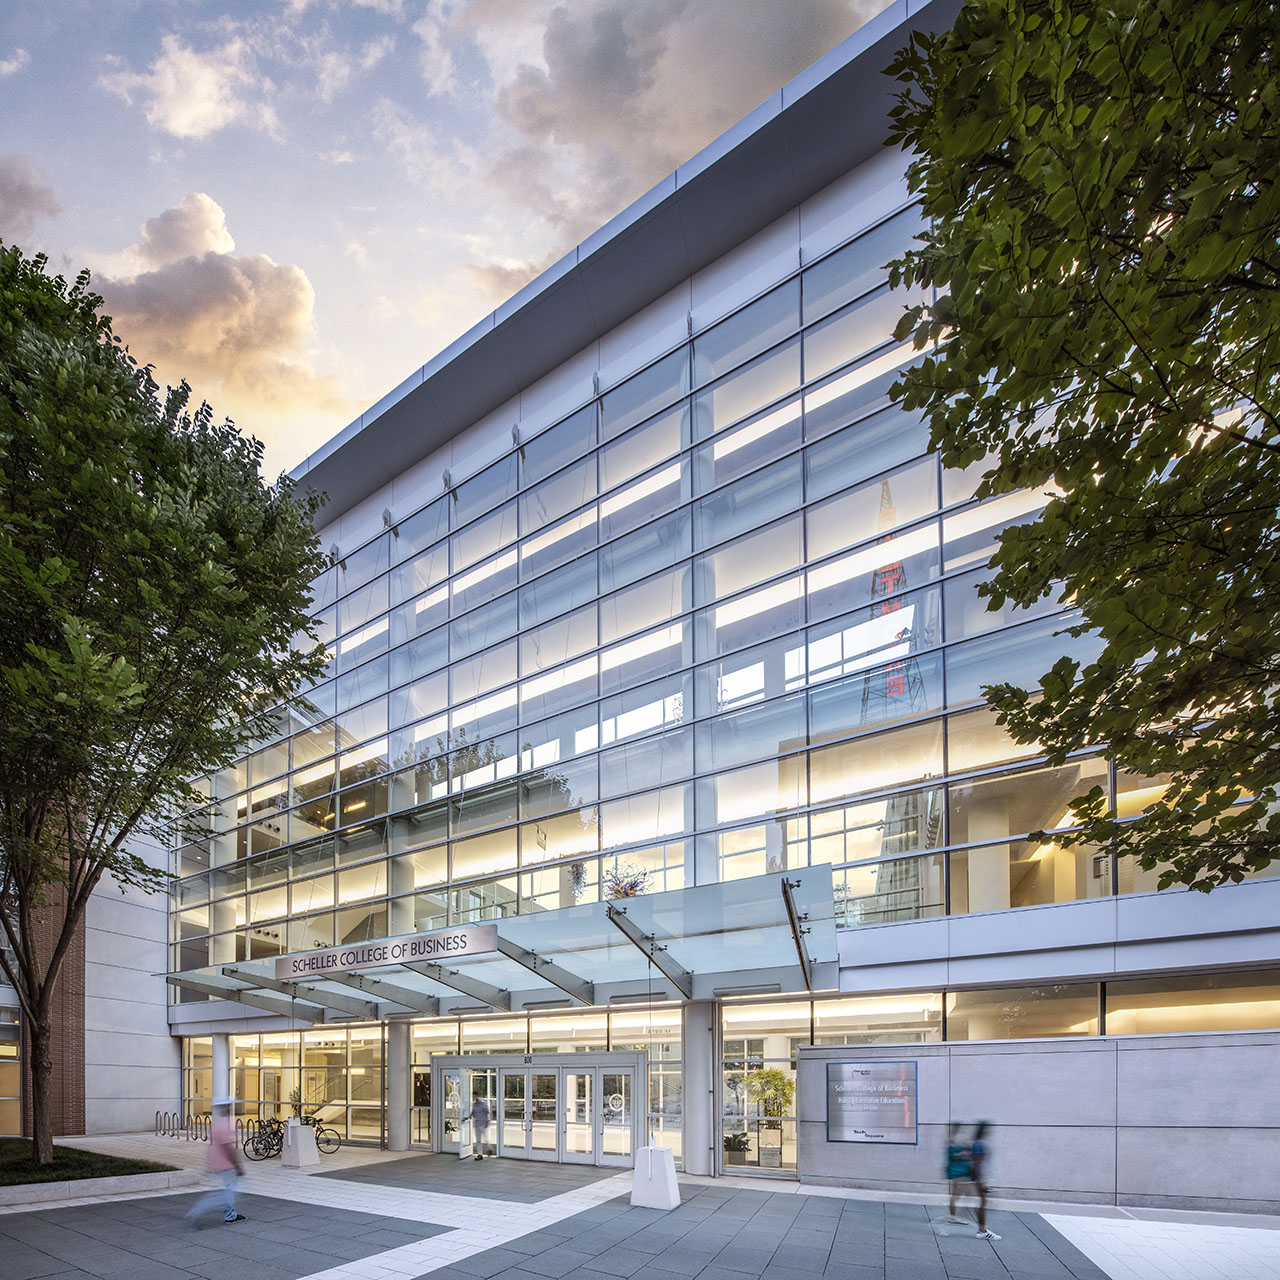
[887,1,1280,890]
[0,241,329,1159]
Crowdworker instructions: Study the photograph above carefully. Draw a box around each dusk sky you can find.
[1,1,889,477]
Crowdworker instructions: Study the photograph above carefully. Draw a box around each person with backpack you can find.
[944,1120,1001,1241]
[944,1122,972,1219]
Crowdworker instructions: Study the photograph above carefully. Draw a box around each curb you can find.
[0,1169,200,1206]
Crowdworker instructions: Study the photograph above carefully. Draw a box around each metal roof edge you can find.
[290,0,958,523]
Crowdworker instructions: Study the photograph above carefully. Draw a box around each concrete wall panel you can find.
[798,1033,1280,1210]
[85,848,176,1134]
[947,899,1117,961]
[949,1041,1117,1128]
[1115,879,1280,941]
[1117,1126,1280,1209]
[1116,1042,1280,1128]
[980,1124,1117,1199]
[839,918,948,971]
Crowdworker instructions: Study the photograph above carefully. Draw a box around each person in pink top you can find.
[184,1097,247,1227]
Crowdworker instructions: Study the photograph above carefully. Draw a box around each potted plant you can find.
[745,1067,794,1169]
[723,1130,752,1166]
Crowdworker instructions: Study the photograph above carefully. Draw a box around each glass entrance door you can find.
[560,1066,636,1167]
[411,1065,431,1145]
[599,1068,635,1167]
[440,1067,463,1156]
[530,1072,558,1159]
[562,1070,594,1164]
[499,1069,560,1161]
[433,1052,644,1167]
[500,1070,526,1156]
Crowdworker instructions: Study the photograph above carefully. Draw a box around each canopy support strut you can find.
[605,904,693,998]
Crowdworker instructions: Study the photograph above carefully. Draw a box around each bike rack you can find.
[154,1110,209,1140]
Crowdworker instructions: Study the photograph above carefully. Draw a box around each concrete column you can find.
[1051,841,1079,902]
[211,897,239,963]
[211,1033,231,1104]
[386,1019,411,1151]
[967,800,1010,912]
[682,1000,716,1176]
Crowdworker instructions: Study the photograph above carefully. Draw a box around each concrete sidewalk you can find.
[0,1134,1272,1280]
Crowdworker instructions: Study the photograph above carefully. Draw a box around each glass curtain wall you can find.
[212,1026,385,1141]
[167,192,1278,982]
[177,970,1280,1144]
[197,1005,684,1149]
[720,993,943,1172]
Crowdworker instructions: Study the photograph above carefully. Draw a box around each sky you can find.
[0,0,891,477]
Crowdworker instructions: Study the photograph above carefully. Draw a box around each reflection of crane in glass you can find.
[861,480,926,722]
[857,479,941,923]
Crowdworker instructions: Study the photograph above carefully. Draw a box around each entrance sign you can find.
[275,924,497,979]
[826,1061,918,1144]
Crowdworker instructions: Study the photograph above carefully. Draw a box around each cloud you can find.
[372,98,478,189]
[95,194,354,460]
[0,156,61,243]
[0,48,30,77]
[306,33,393,103]
[98,35,277,140]
[361,33,397,69]
[461,249,561,304]
[408,0,891,295]
[412,0,469,95]
[311,46,357,103]
[492,0,884,237]
[137,191,234,265]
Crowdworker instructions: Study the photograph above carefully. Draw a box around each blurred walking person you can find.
[944,1122,972,1221]
[184,1098,246,1227]
[970,1121,999,1240]
[944,1120,1000,1240]
[470,1094,491,1160]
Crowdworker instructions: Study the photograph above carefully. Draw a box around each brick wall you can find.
[20,893,86,1137]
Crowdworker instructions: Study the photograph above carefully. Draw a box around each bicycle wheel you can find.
[243,1132,272,1161]
[314,1126,341,1154]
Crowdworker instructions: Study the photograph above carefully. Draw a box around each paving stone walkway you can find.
[419,1186,1109,1280]
[313,1152,620,1202]
[0,1190,448,1280]
[5,1134,1278,1280]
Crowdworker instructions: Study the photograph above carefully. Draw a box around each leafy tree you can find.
[0,242,329,1163]
[886,1,1280,890]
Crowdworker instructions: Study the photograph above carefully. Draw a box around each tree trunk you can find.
[28,1013,55,1165]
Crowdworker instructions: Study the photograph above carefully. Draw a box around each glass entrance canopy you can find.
[167,867,837,1021]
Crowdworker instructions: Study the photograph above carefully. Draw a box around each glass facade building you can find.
[124,0,1280,1200]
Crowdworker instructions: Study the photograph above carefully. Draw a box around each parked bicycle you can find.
[244,1115,284,1160]
[242,1114,342,1159]
[302,1114,342,1154]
